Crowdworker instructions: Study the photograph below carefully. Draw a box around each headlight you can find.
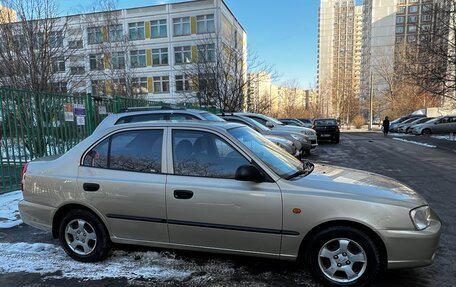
[410,206,431,230]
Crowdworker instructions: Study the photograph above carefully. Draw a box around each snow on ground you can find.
[0,242,236,283]
[392,137,437,148]
[0,190,23,228]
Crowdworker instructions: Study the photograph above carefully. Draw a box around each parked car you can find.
[19,121,441,287]
[298,118,314,128]
[278,118,306,127]
[234,112,318,152]
[389,114,425,132]
[397,117,433,133]
[395,118,423,133]
[221,114,311,157]
[312,118,340,143]
[411,115,456,135]
[94,107,224,132]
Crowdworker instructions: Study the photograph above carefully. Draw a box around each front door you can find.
[165,128,283,256]
[78,128,168,243]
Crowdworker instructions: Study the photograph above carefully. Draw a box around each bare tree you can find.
[402,0,456,106]
[178,35,276,112]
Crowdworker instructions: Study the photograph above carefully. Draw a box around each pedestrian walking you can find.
[382,116,390,136]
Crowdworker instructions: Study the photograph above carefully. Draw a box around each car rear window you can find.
[314,119,337,126]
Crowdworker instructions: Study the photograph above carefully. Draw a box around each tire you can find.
[306,226,382,287]
[422,129,432,135]
[303,149,311,157]
[59,209,112,262]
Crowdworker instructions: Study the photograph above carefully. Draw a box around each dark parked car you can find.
[298,118,313,128]
[312,118,340,143]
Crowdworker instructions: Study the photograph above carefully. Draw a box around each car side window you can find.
[172,130,249,179]
[115,113,167,125]
[83,138,109,168]
[169,113,199,120]
[250,116,268,126]
[83,129,163,173]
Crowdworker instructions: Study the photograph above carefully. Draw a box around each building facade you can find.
[1,0,246,103]
[317,0,363,119]
[0,5,16,23]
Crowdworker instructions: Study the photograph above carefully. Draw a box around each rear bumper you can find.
[380,218,441,269]
[18,200,54,232]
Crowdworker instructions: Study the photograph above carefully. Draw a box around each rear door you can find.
[165,128,283,255]
[78,128,168,243]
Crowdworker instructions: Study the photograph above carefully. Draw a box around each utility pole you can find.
[368,72,373,130]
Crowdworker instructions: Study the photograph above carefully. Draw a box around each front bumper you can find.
[380,216,441,269]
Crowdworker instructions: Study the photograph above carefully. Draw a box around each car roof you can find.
[95,120,244,136]
[116,107,209,115]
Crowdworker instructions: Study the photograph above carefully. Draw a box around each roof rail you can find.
[117,106,186,113]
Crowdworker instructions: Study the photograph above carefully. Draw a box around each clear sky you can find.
[57,0,321,87]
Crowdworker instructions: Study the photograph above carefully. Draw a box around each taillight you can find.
[21,162,29,192]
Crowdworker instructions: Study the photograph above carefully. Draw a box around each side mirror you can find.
[265,121,274,128]
[235,165,265,182]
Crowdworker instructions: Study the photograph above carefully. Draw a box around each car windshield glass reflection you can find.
[228,127,305,178]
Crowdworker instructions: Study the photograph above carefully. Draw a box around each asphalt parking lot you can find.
[0,132,455,287]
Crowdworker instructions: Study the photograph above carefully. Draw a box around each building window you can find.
[398,0,406,4]
[51,82,67,93]
[112,52,125,69]
[398,6,406,14]
[422,4,432,13]
[68,40,83,49]
[70,66,85,75]
[91,80,106,96]
[52,56,65,72]
[408,5,419,13]
[396,36,404,43]
[421,24,431,32]
[129,22,145,40]
[88,27,103,44]
[151,19,167,38]
[395,26,404,34]
[407,35,417,42]
[50,31,63,48]
[410,0,419,2]
[174,46,192,64]
[173,17,191,36]
[109,24,123,42]
[152,48,168,65]
[196,14,215,34]
[408,15,418,23]
[112,78,127,96]
[175,75,191,92]
[130,50,146,68]
[89,54,104,70]
[396,16,405,24]
[197,44,215,62]
[408,25,417,33]
[132,77,148,94]
[153,76,170,93]
[422,14,432,21]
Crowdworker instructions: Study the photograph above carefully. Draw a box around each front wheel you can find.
[422,129,432,135]
[306,226,382,286]
[59,209,112,262]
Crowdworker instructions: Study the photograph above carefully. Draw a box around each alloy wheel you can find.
[65,219,98,256]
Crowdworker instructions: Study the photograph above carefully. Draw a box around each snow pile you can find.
[392,138,437,148]
[0,242,238,283]
[0,190,23,228]
[431,135,456,142]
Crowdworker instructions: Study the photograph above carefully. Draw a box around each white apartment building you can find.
[19,0,247,103]
[317,0,363,118]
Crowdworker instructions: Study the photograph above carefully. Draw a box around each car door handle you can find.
[83,183,100,192]
[174,190,194,200]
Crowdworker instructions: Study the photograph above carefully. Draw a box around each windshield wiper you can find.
[286,162,315,180]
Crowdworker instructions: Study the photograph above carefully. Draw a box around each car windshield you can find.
[262,115,284,125]
[241,117,271,132]
[314,119,337,126]
[199,112,225,122]
[426,117,441,124]
[228,126,309,178]
[402,118,417,124]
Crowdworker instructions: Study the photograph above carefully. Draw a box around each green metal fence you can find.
[0,87,217,194]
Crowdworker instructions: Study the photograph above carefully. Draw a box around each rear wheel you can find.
[306,226,382,286]
[59,209,111,262]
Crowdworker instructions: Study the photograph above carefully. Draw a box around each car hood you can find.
[286,164,427,207]
[273,125,315,135]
